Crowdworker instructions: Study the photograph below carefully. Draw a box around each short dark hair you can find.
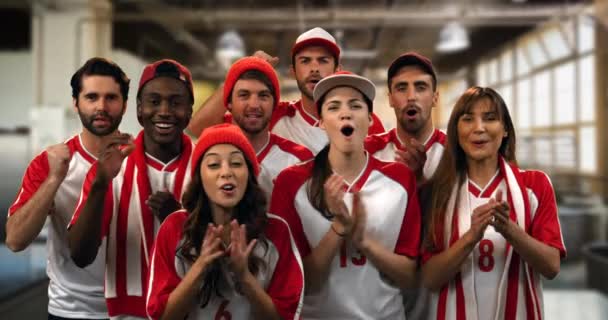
[70,57,130,100]
[227,69,276,105]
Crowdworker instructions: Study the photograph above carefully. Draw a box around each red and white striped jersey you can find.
[423,168,566,320]
[69,133,193,318]
[146,210,304,320]
[9,135,108,319]
[270,100,386,154]
[365,128,446,180]
[270,154,421,319]
[257,133,313,200]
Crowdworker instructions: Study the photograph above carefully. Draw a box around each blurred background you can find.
[0,0,607,318]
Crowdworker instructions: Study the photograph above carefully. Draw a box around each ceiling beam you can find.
[113,4,588,29]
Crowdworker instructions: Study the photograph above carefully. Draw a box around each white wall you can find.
[0,51,32,129]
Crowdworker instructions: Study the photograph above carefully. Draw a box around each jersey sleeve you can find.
[146,213,185,320]
[525,171,566,258]
[368,113,386,135]
[269,168,312,258]
[393,165,422,258]
[8,151,50,217]
[264,216,304,320]
[68,163,114,237]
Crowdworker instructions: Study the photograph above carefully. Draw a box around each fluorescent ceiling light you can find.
[436,21,470,53]
[216,30,245,71]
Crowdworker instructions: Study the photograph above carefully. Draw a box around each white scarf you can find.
[429,158,544,320]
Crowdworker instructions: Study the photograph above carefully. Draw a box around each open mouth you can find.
[405,108,418,117]
[221,183,236,191]
[340,125,355,137]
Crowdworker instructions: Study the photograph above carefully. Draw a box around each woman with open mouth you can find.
[270,71,422,319]
[421,87,565,319]
[146,123,304,320]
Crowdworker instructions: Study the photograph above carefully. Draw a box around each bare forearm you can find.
[187,85,226,137]
[422,233,477,290]
[239,272,280,320]
[505,228,561,279]
[161,260,207,320]
[303,228,343,294]
[6,176,62,252]
[360,239,417,289]
[68,179,107,267]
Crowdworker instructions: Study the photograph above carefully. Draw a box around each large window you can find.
[475,15,597,174]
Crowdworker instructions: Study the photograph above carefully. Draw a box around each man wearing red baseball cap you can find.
[68,59,195,319]
[222,56,313,199]
[187,27,386,154]
[365,52,446,320]
[365,52,446,184]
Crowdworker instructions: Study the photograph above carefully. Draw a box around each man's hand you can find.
[395,138,427,181]
[46,143,72,182]
[95,133,134,184]
[146,191,181,222]
[252,50,279,67]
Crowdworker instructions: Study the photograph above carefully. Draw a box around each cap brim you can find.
[291,38,341,60]
[313,74,376,103]
[388,55,436,82]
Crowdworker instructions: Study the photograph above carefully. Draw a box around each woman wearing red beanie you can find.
[270,72,421,319]
[146,123,304,320]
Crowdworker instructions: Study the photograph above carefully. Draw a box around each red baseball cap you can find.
[387,52,437,89]
[138,59,194,100]
[291,27,341,62]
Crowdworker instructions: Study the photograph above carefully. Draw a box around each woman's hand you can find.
[490,190,514,239]
[193,224,225,274]
[227,220,257,281]
[464,200,498,245]
[350,192,369,251]
[324,174,354,236]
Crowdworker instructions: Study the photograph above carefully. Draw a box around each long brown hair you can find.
[178,157,268,307]
[424,86,517,251]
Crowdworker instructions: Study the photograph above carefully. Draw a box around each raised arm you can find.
[68,134,134,267]
[422,201,497,290]
[303,174,354,294]
[6,143,71,252]
[186,86,226,137]
[351,192,418,289]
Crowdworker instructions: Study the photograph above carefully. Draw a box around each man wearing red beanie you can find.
[68,59,195,319]
[187,27,386,154]
[222,56,313,199]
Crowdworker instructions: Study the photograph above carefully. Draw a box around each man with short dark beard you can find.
[6,57,129,320]
[365,52,446,184]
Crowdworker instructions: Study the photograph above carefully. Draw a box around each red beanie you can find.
[191,123,259,177]
[223,57,280,110]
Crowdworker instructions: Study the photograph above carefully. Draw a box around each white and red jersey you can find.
[270,100,386,154]
[69,132,193,318]
[270,154,421,320]
[8,135,108,319]
[257,133,313,200]
[146,210,304,320]
[365,128,446,181]
[422,164,566,320]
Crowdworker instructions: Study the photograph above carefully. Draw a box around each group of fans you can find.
[6,26,565,320]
